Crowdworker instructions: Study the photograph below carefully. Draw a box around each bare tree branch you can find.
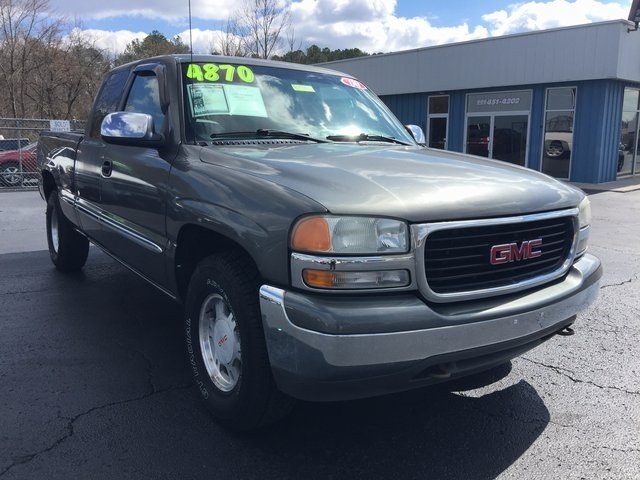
[213,16,246,57]
[239,0,290,59]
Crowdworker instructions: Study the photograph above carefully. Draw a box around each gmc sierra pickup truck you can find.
[38,54,602,430]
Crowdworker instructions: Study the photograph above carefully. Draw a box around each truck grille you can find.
[423,215,575,296]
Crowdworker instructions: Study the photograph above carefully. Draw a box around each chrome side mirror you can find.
[405,125,426,145]
[101,112,165,147]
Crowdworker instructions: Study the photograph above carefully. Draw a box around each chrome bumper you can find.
[259,254,602,401]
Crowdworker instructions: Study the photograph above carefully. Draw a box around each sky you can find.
[48,0,634,57]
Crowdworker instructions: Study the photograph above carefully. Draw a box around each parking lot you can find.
[0,186,639,480]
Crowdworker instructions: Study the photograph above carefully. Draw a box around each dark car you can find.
[0,143,38,186]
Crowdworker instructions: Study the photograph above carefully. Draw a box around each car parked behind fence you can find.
[0,143,38,187]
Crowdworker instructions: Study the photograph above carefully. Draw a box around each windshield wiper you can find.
[211,129,330,143]
[326,133,412,145]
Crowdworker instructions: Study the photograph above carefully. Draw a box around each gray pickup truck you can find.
[38,54,602,430]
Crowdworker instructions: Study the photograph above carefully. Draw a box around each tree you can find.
[0,0,64,118]
[239,0,290,59]
[212,17,246,57]
[26,30,110,119]
[116,30,189,65]
[272,44,370,65]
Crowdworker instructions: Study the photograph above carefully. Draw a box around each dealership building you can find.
[323,18,640,183]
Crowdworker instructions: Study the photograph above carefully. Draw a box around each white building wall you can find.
[616,24,640,82]
[324,21,638,96]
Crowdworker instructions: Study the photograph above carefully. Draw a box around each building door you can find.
[465,91,532,166]
[428,117,448,149]
[465,114,528,166]
[493,114,528,166]
[466,115,491,157]
[427,95,449,149]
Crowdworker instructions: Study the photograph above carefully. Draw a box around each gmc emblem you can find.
[490,239,543,265]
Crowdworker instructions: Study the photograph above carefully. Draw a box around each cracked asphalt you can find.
[0,188,638,480]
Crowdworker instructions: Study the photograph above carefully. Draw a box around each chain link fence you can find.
[0,118,85,190]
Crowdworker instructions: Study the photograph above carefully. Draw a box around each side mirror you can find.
[101,112,165,148]
[405,125,426,145]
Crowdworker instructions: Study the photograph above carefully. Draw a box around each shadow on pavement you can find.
[0,250,549,480]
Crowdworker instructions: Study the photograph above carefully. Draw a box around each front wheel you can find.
[184,252,293,430]
[46,190,89,272]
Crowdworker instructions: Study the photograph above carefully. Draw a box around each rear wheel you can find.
[46,190,89,272]
[0,162,22,186]
[184,252,293,430]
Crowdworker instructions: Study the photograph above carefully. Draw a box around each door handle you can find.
[101,160,112,177]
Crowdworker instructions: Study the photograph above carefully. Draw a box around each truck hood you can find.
[200,143,584,222]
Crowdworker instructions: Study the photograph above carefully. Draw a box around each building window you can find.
[541,87,576,179]
[427,95,449,149]
[619,88,640,177]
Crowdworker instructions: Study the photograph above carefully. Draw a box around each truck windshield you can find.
[182,62,415,145]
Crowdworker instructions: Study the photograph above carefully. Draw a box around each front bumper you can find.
[259,254,602,401]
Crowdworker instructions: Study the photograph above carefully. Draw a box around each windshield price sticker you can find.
[186,64,255,83]
[341,77,367,89]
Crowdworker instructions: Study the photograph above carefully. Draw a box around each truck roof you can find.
[112,54,352,78]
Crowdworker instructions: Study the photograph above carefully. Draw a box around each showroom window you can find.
[427,95,449,149]
[619,88,640,177]
[541,87,576,179]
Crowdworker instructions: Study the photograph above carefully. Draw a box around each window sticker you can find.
[188,84,229,116]
[187,84,267,118]
[341,78,367,90]
[224,85,267,117]
[291,84,316,93]
[186,64,255,83]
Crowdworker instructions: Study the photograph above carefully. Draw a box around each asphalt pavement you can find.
[0,186,639,480]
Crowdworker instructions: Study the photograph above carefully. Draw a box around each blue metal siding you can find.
[380,80,628,184]
[381,92,465,150]
[572,80,624,183]
[379,93,428,132]
[448,92,466,152]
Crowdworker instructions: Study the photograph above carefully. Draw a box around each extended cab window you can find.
[124,73,165,133]
[89,69,129,139]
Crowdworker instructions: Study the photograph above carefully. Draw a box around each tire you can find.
[184,252,293,430]
[46,190,89,272]
[0,162,22,187]
[545,140,565,158]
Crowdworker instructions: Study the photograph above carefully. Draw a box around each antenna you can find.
[188,0,195,58]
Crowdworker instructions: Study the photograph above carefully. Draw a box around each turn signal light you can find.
[302,269,410,289]
[291,217,331,252]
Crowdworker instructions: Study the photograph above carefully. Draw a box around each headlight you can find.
[576,196,591,255]
[578,196,591,229]
[291,216,408,254]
